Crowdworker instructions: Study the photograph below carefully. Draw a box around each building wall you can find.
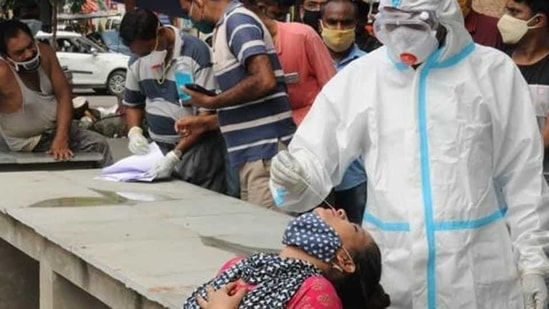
[475,0,506,17]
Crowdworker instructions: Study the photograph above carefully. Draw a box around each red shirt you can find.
[274,22,337,126]
[465,9,504,50]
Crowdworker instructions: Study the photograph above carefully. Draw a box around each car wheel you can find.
[107,70,126,96]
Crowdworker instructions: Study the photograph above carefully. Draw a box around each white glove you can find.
[522,274,548,309]
[147,150,180,180]
[270,150,309,195]
[127,126,150,155]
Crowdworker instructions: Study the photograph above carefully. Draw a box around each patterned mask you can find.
[282,212,342,263]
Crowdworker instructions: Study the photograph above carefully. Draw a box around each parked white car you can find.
[36,31,129,96]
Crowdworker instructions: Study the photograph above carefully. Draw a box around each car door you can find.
[55,37,102,87]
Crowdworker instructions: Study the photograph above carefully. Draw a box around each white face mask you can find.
[146,49,167,68]
[144,49,168,84]
[497,14,541,44]
[140,35,167,70]
[376,25,439,65]
[8,44,41,72]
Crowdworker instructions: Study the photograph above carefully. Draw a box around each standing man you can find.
[0,20,112,166]
[119,9,226,193]
[300,0,327,33]
[319,0,367,224]
[498,0,549,174]
[178,0,296,209]
[320,0,366,67]
[253,0,337,125]
[458,0,504,49]
[270,0,549,308]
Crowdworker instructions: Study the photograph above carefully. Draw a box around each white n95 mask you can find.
[497,14,541,44]
[142,49,168,84]
[146,49,168,69]
[141,33,167,71]
[374,9,439,66]
[8,44,41,72]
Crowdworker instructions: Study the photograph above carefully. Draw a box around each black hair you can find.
[12,0,39,19]
[247,0,297,13]
[320,0,359,20]
[0,20,33,55]
[515,0,549,29]
[119,8,159,46]
[331,241,391,309]
[275,0,298,8]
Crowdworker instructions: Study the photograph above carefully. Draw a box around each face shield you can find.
[367,0,380,24]
[374,7,440,65]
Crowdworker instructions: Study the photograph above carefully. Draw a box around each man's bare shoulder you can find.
[37,41,55,57]
[0,59,9,70]
[38,41,57,63]
[36,41,65,79]
[0,60,14,84]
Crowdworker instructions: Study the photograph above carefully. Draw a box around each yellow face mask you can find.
[321,23,356,53]
[457,0,472,18]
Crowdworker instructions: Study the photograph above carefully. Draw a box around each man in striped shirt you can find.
[178,0,297,209]
[120,9,226,193]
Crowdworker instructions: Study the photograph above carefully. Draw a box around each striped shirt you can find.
[123,26,215,144]
[213,1,296,167]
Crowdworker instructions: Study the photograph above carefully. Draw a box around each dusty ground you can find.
[475,0,506,17]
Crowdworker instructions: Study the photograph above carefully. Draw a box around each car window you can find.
[106,17,121,31]
[101,30,132,56]
[57,38,76,52]
[37,34,109,54]
[75,37,106,53]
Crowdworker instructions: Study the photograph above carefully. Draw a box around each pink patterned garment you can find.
[218,257,343,309]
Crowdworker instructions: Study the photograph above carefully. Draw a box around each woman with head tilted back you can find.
[183,207,390,309]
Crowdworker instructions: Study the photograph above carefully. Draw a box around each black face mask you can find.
[302,9,321,33]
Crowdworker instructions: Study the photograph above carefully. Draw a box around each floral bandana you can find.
[282,212,342,263]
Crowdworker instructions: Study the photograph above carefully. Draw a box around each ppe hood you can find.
[379,0,473,64]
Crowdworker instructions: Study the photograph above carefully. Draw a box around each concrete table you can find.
[0,170,291,308]
[0,152,104,171]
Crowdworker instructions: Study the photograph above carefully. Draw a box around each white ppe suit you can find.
[270,0,549,308]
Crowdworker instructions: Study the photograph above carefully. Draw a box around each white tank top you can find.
[0,62,58,151]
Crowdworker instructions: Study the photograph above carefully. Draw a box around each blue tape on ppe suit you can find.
[273,188,287,206]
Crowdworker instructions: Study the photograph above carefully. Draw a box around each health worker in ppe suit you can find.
[269,0,549,308]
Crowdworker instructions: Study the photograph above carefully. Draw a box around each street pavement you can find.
[75,89,120,109]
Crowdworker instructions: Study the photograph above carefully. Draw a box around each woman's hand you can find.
[197,282,247,309]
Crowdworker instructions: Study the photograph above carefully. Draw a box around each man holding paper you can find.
[119,8,226,193]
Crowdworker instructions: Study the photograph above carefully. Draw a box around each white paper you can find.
[97,142,164,182]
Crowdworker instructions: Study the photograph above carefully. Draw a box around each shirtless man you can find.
[0,20,112,166]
